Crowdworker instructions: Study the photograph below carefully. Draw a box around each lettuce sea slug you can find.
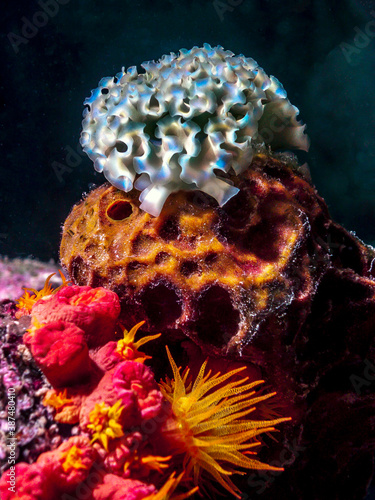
[81,44,308,216]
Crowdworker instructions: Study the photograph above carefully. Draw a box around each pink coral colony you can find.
[0,274,291,499]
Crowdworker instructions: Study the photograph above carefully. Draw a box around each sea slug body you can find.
[81,44,308,216]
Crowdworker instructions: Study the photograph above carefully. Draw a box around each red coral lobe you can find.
[92,474,156,500]
[113,361,163,420]
[31,285,121,347]
[24,320,91,388]
[37,436,96,491]
[0,463,54,500]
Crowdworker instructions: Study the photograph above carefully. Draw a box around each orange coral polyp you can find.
[61,445,88,473]
[87,400,125,451]
[116,321,161,363]
[160,347,291,498]
[68,287,108,306]
[144,473,199,500]
[124,452,171,475]
[16,271,71,317]
[43,388,73,409]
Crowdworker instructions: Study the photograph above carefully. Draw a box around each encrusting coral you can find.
[24,319,91,388]
[0,274,291,499]
[28,284,121,347]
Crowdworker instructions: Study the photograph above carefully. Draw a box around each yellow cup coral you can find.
[116,320,161,362]
[159,347,291,498]
[16,270,70,317]
[87,400,125,451]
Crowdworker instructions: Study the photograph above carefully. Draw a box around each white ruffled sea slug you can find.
[81,44,309,216]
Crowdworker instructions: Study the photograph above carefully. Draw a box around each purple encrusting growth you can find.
[0,257,60,301]
[0,300,68,474]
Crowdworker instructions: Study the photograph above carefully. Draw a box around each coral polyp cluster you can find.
[81,44,308,216]
[0,276,291,499]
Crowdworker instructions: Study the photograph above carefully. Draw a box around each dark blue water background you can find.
[1,0,375,261]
